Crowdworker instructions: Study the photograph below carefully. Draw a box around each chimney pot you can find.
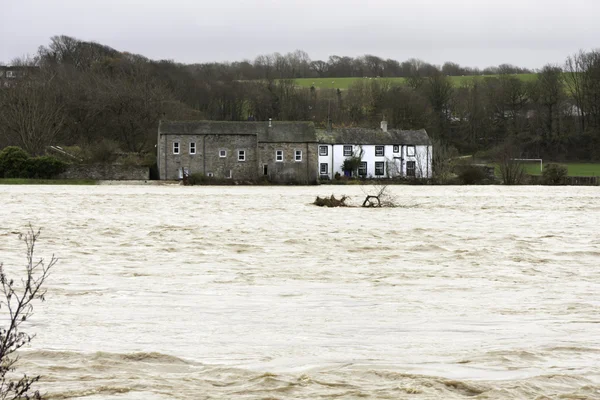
[380,120,388,132]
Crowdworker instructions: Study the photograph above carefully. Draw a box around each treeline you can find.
[194,51,533,81]
[0,35,599,162]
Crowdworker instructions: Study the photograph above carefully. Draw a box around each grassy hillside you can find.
[294,74,538,90]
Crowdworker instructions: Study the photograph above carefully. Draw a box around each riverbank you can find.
[0,178,97,185]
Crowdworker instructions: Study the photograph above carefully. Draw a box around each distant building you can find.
[317,122,433,179]
[0,65,37,87]
[157,120,319,183]
[157,120,433,183]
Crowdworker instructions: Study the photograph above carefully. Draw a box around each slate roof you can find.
[158,120,317,143]
[317,128,431,145]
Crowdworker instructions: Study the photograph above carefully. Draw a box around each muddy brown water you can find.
[0,185,599,399]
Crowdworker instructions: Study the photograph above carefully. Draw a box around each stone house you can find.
[157,120,319,183]
[317,122,433,179]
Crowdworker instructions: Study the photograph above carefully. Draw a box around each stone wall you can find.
[58,164,150,180]
[158,134,205,180]
[204,134,257,181]
[258,142,319,184]
[159,133,258,181]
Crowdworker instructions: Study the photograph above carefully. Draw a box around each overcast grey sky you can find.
[1,0,598,69]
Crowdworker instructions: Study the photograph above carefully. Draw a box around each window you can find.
[320,163,328,175]
[375,145,385,157]
[263,164,268,176]
[206,172,214,177]
[226,170,232,179]
[238,150,245,161]
[375,161,385,176]
[406,161,416,177]
[173,141,180,155]
[319,146,328,156]
[358,162,367,177]
[407,145,415,156]
[189,142,196,155]
[219,149,227,158]
[393,145,400,153]
[6,71,16,78]
[275,150,283,162]
[295,150,302,162]
[343,145,353,157]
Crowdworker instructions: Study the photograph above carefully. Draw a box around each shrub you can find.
[0,147,30,178]
[24,156,68,179]
[543,163,568,185]
[87,140,120,163]
[457,165,488,185]
[342,156,362,175]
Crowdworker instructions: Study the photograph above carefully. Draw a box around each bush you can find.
[24,156,68,179]
[87,140,120,163]
[457,165,489,185]
[543,163,568,185]
[342,156,362,175]
[0,147,30,178]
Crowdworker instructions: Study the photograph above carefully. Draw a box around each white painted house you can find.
[317,122,433,179]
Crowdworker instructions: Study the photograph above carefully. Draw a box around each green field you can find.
[0,179,97,185]
[293,74,538,90]
[521,163,600,177]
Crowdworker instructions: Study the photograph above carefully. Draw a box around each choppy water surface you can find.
[0,185,599,399]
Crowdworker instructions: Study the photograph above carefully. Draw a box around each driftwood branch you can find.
[313,195,348,207]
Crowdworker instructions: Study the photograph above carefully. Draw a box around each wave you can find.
[45,386,132,400]
[22,350,193,366]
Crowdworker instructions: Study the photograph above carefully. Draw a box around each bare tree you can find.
[565,51,587,132]
[496,140,526,185]
[0,226,55,399]
[0,72,66,155]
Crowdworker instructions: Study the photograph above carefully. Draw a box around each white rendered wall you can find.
[317,145,333,179]
[319,143,432,179]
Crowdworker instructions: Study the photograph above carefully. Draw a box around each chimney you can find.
[380,120,388,132]
[268,118,272,128]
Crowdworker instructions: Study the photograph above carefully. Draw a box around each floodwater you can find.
[0,184,599,399]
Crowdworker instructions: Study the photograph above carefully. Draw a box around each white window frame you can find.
[189,142,196,155]
[375,145,385,157]
[358,161,367,177]
[343,145,353,157]
[275,150,283,162]
[320,163,328,174]
[406,161,416,177]
[219,149,227,158]
[393,145,400,153]
[173,141,180,155]
[407,145,416,157]
[319,146,328,156]
[294,150,302,162]
[375,161,385,176]
[238,150,246,162]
